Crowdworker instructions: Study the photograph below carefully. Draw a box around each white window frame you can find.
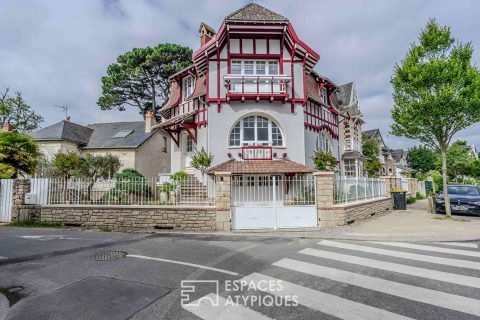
[320,87,328,104]
[316,131,333,154]
[228,115,284,147]
[182,76,194,102]
[230,60,280,76]
[185,135,194,153]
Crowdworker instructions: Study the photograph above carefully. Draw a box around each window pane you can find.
[231,61,241,74]
[256,61,266,75]
[272,123,283,146]
[244,61,254,75]
[256,116,269,141]
[243,116,255,141]
[229,122,241,146]
[268,61,279,75]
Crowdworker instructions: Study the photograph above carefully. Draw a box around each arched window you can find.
[229,115,284,147]
[316,131,333,154]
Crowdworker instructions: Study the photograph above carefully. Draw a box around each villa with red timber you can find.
[157,3,346,180]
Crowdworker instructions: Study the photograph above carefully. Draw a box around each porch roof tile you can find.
[207,159,314,175]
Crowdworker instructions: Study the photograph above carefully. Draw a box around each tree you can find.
[0,163,15,179]
[52,152,82,179]
[312,151,337,171]
[407,145,439,176]
[390,19,480,216]
[0,88,43,132]
[362,133,381,177]
[98,44,192,120]
[446,140,474,182]
[0,131,40,178]
[77,153,121,181]
[191,147,214,177]
[466,159,480,180]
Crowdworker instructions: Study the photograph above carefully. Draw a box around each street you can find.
[0,228,479,319]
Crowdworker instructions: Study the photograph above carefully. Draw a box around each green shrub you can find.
[312,151,337,171]
[159,182,175,193]
[171,171,188,182]
[415,192,424,200]
[406,196,417,204]
[114,168,151,196]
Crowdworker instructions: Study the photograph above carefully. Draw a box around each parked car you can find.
[435,184,480,216]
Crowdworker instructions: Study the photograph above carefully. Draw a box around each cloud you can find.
[0,0,479,149]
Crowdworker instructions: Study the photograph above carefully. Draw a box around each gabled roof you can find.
[225,3,288,22]
[83,121,154,150]
[31,120,93,145]
[363,129,381,139]
[207,159,314,175]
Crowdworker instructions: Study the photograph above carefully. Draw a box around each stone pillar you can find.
[11,179,30,221]
[382,176,401,198]
[314,172,343,228]
[214,172,231,231]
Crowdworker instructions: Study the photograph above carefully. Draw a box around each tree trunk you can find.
[441,147,451,216]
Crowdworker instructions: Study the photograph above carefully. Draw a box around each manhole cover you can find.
[92,251,127,261]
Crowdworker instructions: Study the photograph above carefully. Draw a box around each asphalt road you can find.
[0,227,479,319]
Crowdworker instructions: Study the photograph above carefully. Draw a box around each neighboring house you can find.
[158,3,340,179]
[465,144,479,160]
[32,116,170,177]
[337,81,366,178]
[363,128,412,178]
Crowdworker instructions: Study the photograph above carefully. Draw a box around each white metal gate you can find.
[231,175,317,230]
[30,178,50,205]
[0,179,13,222]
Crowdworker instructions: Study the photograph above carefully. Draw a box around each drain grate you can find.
[92,251,127,261]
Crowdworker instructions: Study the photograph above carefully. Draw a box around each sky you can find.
[1,0,479,149]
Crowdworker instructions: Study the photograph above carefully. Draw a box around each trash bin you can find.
[392,190,407,210]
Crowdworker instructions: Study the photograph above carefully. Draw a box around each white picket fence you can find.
[0,179,13,222]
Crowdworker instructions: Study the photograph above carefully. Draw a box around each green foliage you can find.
[158,182,175,193]
[406,196,417,205]
[114,168,151,196]
[390,19,480,216]
[190,147,214,175]
[8,220,63,228]
[170,171,188,182]
[0,88,43,132]
[97,43,193,119]
[77,153,121,181]
[364,159,381,178]
[407,145,439,175]
[467,159,480,179]
[52,152,82,178]
[0,163,15,178]
[416,192,424,200]
[421,170,443,192]
[361,133,381,177]
[312,151,337,171]
[446,140,474,181]
[0,131,40,177]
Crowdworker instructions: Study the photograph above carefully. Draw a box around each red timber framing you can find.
[193,20,320,109]
[304,99,339,139]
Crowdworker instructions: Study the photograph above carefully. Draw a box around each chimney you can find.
[145,111,156,133]
[1,123,15,132]
[199,22,215,47]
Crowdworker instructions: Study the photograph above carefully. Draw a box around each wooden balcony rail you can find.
[224,75,291,97]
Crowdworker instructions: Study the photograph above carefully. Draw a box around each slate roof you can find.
[207,159,314,174]
[31,120,93,145]
[224,3,288,22]
[32,120,156,150]
[83,121,154,149]
[337,82,353,107]
[363,129,381,139]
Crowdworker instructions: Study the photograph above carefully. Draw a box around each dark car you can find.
[435,184,480,216]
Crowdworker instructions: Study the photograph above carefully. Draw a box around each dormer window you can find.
[320,87,328,104]
[182,76,194,101]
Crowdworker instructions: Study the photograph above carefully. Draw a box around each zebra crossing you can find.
[183,240,480,319]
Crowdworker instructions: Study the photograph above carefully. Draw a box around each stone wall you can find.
[11,179,41,222]
[40,206,218,232]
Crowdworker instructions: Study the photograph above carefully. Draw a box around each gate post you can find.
[214,172,231,231]
[11,179,40,222]
[314,172,341,228]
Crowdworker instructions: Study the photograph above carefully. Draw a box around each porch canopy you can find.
[207,159,314,175]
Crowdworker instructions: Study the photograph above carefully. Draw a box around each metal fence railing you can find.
[334,176,387,204]
[231,174,315,207]
[401,179,409,193]
[42,176,215,206]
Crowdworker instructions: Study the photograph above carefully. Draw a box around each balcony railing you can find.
[224,75,291,99]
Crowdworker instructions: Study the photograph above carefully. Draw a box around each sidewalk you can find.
[158,199,480,242]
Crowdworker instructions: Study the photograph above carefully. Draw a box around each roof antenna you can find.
[54,104,70,120]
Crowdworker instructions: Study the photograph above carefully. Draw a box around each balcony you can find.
[224,75,291,102]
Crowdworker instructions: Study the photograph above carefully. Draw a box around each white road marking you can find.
[434,242,479,249]
[183,293,272,320]
[316,240,480,270]
[373,242,480,258]
[242,273,413,320]
[274,258,480,317]
[127,254,239,276]
[301,248,480,289]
